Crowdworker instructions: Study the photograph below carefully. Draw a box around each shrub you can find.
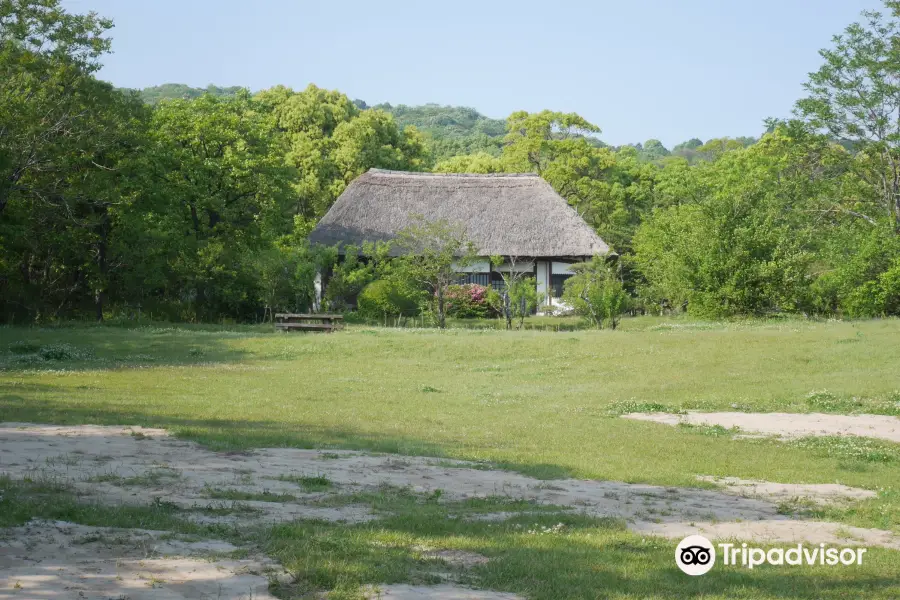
[8,341,40,355]
[37,343,92,361]
[357,279,423,319]
[444,284,500,319]
[562,258,629,329]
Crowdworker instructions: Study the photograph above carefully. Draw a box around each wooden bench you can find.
[274,313,344,333]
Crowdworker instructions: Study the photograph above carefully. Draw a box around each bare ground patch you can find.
[695,475,877,505]
[0,423,896,550]
[0,519,281,600]
[622,411,900,443]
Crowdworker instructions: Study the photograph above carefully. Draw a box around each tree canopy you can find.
[3,0,900,323]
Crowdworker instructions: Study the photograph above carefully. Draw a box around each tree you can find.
[255,84,428,222]
[0,0,114,216]
[508,276,540,329]
[489,255,531,329]
[633,130,830,317]
[796,2,900,232]
[434,152,505,174]
[562,256,628,329]
[502,110,601,174]
[640,139,670,162]
[136,92,294,321]
[500,110,656,257]
[673,138,703,152]
[393,217,476,329]
[0,0,156,321]
[695,137,748,162]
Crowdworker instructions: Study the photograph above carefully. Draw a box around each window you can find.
[455,273,490,286]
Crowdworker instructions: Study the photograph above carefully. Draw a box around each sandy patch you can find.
[1,423,897,550]
[415,547,491,569]
[622,411,900,443]
[0,519,280,600]
[696,476,877,505]
[362,584,522,599]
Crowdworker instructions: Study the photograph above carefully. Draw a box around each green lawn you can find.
[1,316,899,598]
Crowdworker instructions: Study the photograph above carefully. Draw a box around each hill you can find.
[135,83,244,104]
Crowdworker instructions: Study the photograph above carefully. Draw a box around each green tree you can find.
[640,139,670,162]
[0,0,153,321]
[562,256,628,329]
[393,217,476,329]
[434,152,505,174]
[0,0,114,216]
[634,130,833,317]
[508,276,540,329]
[256,84,427,221]
[502,110,601,174]
[695,137,748,162]
[489,255,535,329]
[137,92,294,320]
[500,110,657,257]
[796,1,900,232]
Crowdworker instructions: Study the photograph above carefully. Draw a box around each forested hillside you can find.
[134,85,741,164]
[3,0,900,324]
[136,83,243,104]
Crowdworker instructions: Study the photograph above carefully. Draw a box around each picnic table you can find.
[274,313,344,333]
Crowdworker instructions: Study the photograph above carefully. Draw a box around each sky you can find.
[65,0,884,147]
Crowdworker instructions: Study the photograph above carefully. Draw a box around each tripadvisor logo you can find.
[675,536,868,575]
[676,535,716,575]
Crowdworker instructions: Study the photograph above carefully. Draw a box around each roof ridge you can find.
[367,168,539,178]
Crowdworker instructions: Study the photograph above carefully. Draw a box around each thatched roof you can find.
[309,169,609,257]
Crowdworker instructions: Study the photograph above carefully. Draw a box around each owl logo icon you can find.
[675,535,716,575]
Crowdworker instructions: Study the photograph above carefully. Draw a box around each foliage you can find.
[444,284,500,319]
[322,242,392,311]
[376,103,506,161]
[134,83,243,104]
[357,278,424,319]
[0,1,148,321]
[392,217,477,329]
[433,152,505,174]
[133,91,294,321]
[507,276,540,328]
[562,257,628,329]
[256,85,428,221]
[796,1,900,231]
[500,111,657,256]
[638,139,670,162]
[811,226,900,317]
[489,256,539,329]
[634,129,843,317]
[8,0,900,324]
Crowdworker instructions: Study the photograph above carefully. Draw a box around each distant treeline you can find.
[2,0,899,323]
[136,84,758,164]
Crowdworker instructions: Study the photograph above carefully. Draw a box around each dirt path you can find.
[1,423,895,551]
[622,411,900,443]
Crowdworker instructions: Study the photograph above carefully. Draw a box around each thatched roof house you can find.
[309,169,610,308]
[309,169,609,257]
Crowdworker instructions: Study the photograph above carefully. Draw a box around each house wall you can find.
[495,260,535,273]
[536,261,549,305]
[452,260,490,273]
[551,261,575,275]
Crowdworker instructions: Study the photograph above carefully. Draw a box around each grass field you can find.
[1,316,899,598]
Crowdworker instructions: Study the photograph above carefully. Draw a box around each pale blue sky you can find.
[65,0,882,147]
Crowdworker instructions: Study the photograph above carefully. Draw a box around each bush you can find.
[562,258,629,329]
[444,284,500,319]
[357,279,423,319]
[8,341,40,355]
[37,343,92,361]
